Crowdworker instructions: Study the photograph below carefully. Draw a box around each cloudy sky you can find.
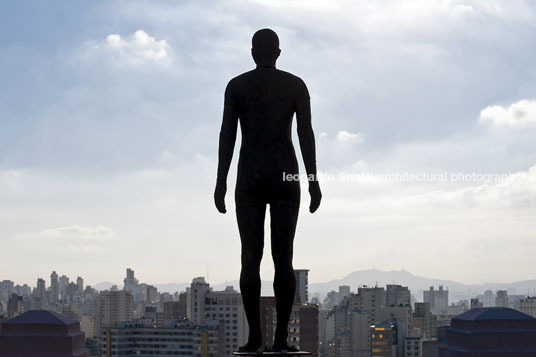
[1,0,536,288]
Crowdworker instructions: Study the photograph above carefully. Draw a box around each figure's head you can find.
[251,28,280,65]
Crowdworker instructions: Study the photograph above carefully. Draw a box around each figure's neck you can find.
[256,60,276,68]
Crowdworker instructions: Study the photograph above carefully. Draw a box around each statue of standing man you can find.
[215,28,321,352]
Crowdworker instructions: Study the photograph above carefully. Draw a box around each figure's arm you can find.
[296,95,322,213]
[214,102,239,214]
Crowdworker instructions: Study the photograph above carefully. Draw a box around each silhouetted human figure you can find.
[215,28,321,352]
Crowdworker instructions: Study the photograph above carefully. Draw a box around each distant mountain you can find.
[153,282,190,294]
[92,269,536,302]
[93,281,117,291]
[308,269,536,302]
[153,280,274,296]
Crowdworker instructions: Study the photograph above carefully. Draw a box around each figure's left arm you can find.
[296,81,322,213]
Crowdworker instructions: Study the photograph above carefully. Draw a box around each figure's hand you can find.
[308,180,322,213]
[214,180,227,214]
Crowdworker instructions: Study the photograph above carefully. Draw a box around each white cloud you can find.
[336,130,365,143]
[87,30,171,66]
[39,225,116,239]
[479,99,536,129]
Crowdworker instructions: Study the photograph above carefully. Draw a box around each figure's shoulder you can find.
[275,69,309,97]
[227,70,256,87]
[275,69,306,84]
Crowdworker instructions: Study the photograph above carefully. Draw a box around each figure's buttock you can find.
[235,171,300,207]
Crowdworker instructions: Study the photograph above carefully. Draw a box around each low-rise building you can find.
[101,318,221,356]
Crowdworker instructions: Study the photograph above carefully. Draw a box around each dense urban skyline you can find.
[2,267,536,355]
[2,1,536,286]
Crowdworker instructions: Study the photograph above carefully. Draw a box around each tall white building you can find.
[188,277,211,324]
[93,290,134,339]
[187,278,248,356]
[205,286,248,355]
[423,286,448,315]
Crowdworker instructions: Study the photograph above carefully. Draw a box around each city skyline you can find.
[3,267,536,303]
[2,1,536,286]
[3,266,536,356]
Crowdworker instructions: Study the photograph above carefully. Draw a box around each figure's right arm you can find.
[214,83,239,214]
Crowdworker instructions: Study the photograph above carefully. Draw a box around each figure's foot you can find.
[238,340,262,353]
[271,342,299,352]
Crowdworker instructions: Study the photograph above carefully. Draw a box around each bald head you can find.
[251,28,281,65]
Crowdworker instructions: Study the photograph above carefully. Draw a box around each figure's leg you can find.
[237,204,266,351]
[270,201,299,349]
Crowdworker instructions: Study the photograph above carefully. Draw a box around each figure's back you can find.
[225,66,309,178]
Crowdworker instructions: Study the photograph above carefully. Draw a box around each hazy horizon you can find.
[6,267,536,291]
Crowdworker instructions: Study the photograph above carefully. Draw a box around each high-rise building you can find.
[482,289,494,307]
[386,285,411,308]
[351,309,371,357]
[187,278,248,355]
[6,294,23,319]
[34,278,46,309]
[260,296,276,348]
[411,302,437,339]
[379,305,411,355]
[357,286,386,324]
[123,268,139,294]
[519,297,536,318]
[59,275,69,300]
[76,277,84,295]
[93,290,134,339]
[423,286,448,315]
[189,277,212,324]
[494,290,508,308]
[0,280,14,303]
[50,271,59,305]
[263,301,319,356]
[204,286,248,356]
[325,285,409,357]
[294,269,309,304]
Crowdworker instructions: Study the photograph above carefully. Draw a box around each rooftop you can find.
[455,307,534,322]
[2,310,78,326]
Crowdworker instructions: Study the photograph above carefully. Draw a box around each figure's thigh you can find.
[270,201,299,267]
[236,205,267,264]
